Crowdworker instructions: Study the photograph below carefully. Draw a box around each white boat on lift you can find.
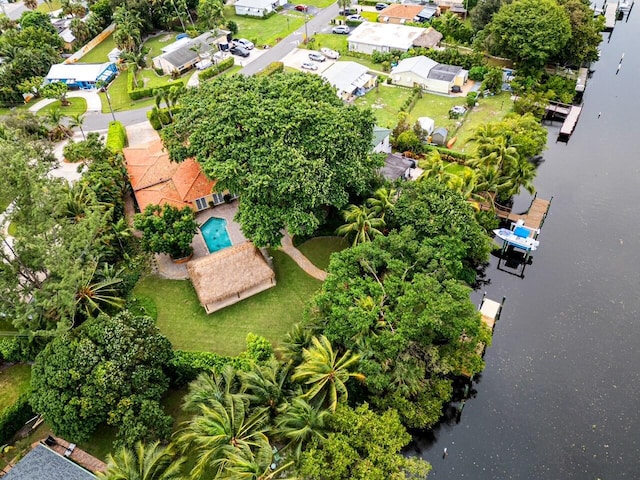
[493,220,540,252]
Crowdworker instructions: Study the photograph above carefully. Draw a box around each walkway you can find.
[279,232,327,281]
[28,91,103,113]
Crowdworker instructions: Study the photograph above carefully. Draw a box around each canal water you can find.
[411,12,640,479]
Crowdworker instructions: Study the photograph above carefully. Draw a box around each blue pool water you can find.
[200,217,232,253]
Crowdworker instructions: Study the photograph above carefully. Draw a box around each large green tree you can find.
[556,0,603,66]
[484,0,571,69]
[162,73,381,247]
[134,204,197,259]
[297,403,431,480]
[30,311,174,446]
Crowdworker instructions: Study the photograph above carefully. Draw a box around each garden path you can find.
[279,232,327,281]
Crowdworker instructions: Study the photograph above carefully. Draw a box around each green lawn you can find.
[409,92,464,135]
[454,92,513,153]
[297,237,348,270]
[80,35,117,64]
[99,73,156,113]
[133,250,322,355]
[37,97,87,117]
[304,0,335,7]
[307,33,347,52]
[224,7,305,46]
[143,32,182,60]
[361,11,379,21]
[354,85,414,129]
[36,0,61,12]
[0,364,31,412]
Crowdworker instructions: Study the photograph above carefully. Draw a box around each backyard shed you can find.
[417,116,435,135]
[432,127,448,145]
[320,61,375,100]
[371,125,392,153]
[44,62,117,89]
[348,23,427,55]
[412,27,443,49]
[187,242,276,314]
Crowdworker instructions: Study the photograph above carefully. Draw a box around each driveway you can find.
[68,91,102,112]
[282,3,321,15]
[281,48,337,73]
[125,121,160,146]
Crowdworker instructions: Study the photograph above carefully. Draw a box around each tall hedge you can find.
[0,393,34,445]
[256,61,284,77]
[106,121,127,153]
[199,57,236,81]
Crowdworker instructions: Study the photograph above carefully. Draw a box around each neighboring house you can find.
[152,30,230,75]
[43,62,117,89]
[417,116,435,136]
[320,61,376,100]
[432,126,449,145]
[187,242,276,313]
[2,442,100,480]
[123,139,221,212]
[377,4,423,24]
[390,55,467,93]
[234,0,286,17]
[348,22,427,54]
[380,153,418,181]
[372,125,392,154]
[107,47,122,63]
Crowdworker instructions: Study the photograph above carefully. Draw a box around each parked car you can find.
[450,105,467,116]
[320,47,340,59]
[230,45,250,57]
[301,62,318,71]
[308,51,326,62]
[451,85,461,93]
[375,2,389,10]
[346,14,366,22]
[294,4,308,11]
[233,38,254,50]
[332,25,351,34]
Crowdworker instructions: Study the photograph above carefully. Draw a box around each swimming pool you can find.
[200,217,232,253]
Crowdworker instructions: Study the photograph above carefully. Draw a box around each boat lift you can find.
[494,220,541,277]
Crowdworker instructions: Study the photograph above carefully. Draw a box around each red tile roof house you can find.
[123,139,222,212]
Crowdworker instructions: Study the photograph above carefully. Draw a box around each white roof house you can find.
[348,23,427,55]
[390,55,468,94]
[235,0,286,17]
[321,61,375,100]
[44,62,117,89]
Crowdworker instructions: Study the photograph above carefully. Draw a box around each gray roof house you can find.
[3,444,96,480]
[152,30,230,75]
[320,61,376,100]
[380,153,416,181]
[390,55,468,94]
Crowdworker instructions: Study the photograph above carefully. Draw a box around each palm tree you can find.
[44,107,65,130]
[278,323,314,365]
[221,450,295,480]
[242,359,292,418]
[419,150,457,184]
[177,395,271,479]
[67,112,86,140]
[183,364,245,413]
[291,335,365,412]
[366,187,396,219]
[75,261,125,320]
[113,7,144,52]
[98,441,185,480]
[501,158,537,198]
[466,123,501,159]
[335,204,385,247]
[274,397,329,458]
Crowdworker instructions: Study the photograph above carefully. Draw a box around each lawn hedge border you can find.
[0,393,34,445]
[256,61,284,77]
[127,71,184,100]
[199,57,236,81]
[106,121,127,153]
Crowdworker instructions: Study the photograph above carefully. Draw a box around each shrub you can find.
[0,338,42,363]
[256,61,284,77]
[106,121,127,153]
[466,91,478,108]
[346,19,364,27]
[198,56,235,81]
[227,20,238,35]
[0,393,34,445]
[245,333,273,362]
[468,66,488,81]
[147,106,181,131]
[166,351,252,387]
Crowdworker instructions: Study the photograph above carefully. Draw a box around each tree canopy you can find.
[30,311,174,446]
[161,73,381,246]
[485,0,572,69]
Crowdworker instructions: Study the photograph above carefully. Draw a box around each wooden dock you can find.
[575,67,588,94]
[482,195,552,231]
[604,2,617,30]
[559,105,582,138]
[461,295,505,379]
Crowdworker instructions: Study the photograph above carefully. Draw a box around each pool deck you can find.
[154,201,248,280]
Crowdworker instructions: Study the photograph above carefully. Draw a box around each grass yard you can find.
[409,92,464,135]
[361,11,379,21]
[36,0,62,12]
[224,7,305,46]
[354,85,414,129]
[99,74,156,113]
[297,237,348,270]
[0,364,31,412]
[37,97,87,117]
[80,35,116,64]
[304,0,335,7]
[454,92,513,153]
[143,32,181,60]
[307,33,347,53]
[133,250,321,355]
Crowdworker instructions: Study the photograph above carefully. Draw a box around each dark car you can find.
[451,85,462,93]
[332,25,351,34]
[294,4,308,11]
[339,7,358,15]
[375,3,389,10]
[230,45,250,57]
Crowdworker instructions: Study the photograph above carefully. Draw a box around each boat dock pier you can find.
[604,1,618,30]
[486,195,553,231]
[544,101,583,140]
[574,67,588,101]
